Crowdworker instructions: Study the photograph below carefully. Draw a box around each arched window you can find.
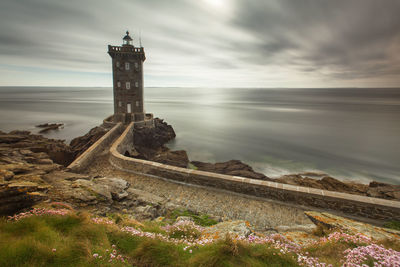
[125,62,130,70]
[126,82,130,89]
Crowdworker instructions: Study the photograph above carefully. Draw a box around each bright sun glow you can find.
[203,0,226,8]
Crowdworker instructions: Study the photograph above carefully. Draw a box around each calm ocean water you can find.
[1,86,399,184]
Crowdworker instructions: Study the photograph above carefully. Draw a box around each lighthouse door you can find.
[127,103,132,113]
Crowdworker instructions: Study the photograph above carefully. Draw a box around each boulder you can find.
[73,177,130,203]
[152,150,189,168]
[191,160,270,180]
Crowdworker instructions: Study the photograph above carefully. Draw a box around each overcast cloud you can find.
[0,0,399,87]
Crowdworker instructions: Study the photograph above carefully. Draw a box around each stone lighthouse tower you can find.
[108,31,146,123]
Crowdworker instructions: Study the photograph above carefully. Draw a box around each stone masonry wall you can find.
[68,123,124,172]
[109,122,400,221]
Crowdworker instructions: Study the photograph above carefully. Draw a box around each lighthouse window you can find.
[126,82,130,89]
[118,101,122,107]
[135,81,139,87]
[117,81,121,88]
[125,62,130,70]
[116,61,120,67]
[134,62,139,68]
[136,101,140,107]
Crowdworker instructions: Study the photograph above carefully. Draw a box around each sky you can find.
[0,0,400,88]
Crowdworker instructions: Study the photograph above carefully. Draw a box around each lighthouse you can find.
[108,31,146,123]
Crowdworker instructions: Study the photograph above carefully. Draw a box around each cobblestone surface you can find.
[86,154,312,231]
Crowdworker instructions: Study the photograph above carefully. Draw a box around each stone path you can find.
[86,151,313,231]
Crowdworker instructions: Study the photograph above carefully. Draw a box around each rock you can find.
[305,211,400,241]
[0,130,75,166]
[36,159,54,165]
[0,182,47,215]
[70,126,109,158]
[202,220,253,238]
[0,135,25,143]
[275,173,400,201]
[74,179,112,201]
[191,160,270,180]
[129,118,177,162]
[176,216,194,222]
[0,169,14,181]
[36,123,64,133]
[73,177,130,203]
[152,150,189,168]
[95,177,130,201]
[276,224,316,234]
[42,171,90,182]
[126,188,165,205]
[114,191,129,201]
[135,205,159,220]
[133,118,176,153]
[366,181,400,200]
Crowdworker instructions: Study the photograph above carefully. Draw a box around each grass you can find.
[383,220,400,231]
[1,209,400,267]
[169,209,218,227]
[188,237,299,267]
[0,213,124,267]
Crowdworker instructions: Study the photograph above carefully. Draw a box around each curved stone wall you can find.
[68,122,124,172]
[109,122,400,221]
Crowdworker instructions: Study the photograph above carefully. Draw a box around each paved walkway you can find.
[85,148,313,231]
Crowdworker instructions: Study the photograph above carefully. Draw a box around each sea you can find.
[0,86,399,185]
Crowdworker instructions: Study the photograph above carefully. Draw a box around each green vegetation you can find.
[1,209,400,267]
[0,213,123,267]
[188,163,198,170]
[383,220,400,231]
[169,209,218,227]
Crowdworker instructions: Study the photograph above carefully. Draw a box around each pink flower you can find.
[52,248,56,252]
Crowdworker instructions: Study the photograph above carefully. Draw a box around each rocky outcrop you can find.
[128,118,189,167]
[133,118,176,157]
[275,172,400,201]
[191,160,270,180]
[367,181,400,200]
[305,211,400,241]
[0,182,47,215]
[152,150,189,168]
[36,123,64,133]
[0,130,74,166]
[70,125,109,158]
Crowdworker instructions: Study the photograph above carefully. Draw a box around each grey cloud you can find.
[0,0,399,86]
[232,0,400,81]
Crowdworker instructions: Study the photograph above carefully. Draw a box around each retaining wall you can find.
[109,122,400,221]
[68,123,124,172]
